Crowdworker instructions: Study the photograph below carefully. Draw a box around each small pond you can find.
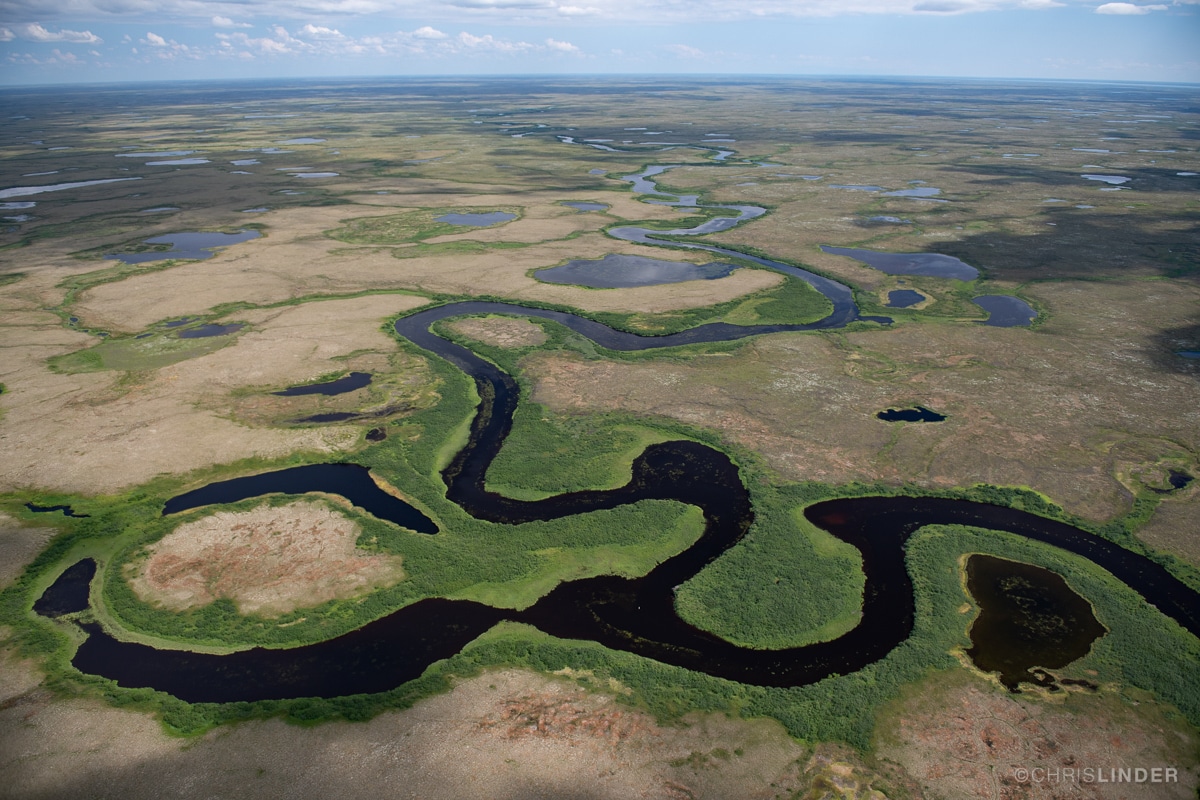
[829,184,883,192]
[973,295,1037,327]
[25,502,90,518]
[34,559,96,618]
[178,323,244,339]
[116,150,195,158]
[877,406,946,422]
[106,230,261,264]
[0,177,141,200]
[1081,174,1130,185]
[435,211,517,227]
[147,158,210,166]
[821,246,979,281]
[273,372,372,397]
[886,289,925,308]
[563,202,608,212]
[965,555,1106,691]
[534,253,738,288]
[882,187,942,198]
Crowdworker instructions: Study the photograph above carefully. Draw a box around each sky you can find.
[1,0,1198,86]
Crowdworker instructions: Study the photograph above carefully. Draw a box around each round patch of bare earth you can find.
[445,316,548,348]
[126,501,404,617]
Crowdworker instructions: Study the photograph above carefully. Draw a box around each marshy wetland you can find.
[2,76,1199,799]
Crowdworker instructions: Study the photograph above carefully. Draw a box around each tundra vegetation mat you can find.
[1,76,1199,798]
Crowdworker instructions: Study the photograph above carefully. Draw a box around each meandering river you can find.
[43,157,1200,703]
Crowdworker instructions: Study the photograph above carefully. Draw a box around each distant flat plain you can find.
[1,77,1197,799]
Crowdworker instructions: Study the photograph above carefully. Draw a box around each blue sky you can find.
[1,0,1197,85]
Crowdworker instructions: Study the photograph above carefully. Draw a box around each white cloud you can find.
[545,37,579,52]
[0,28,13,41]
[143,31,168,46]
[664,43,705,58]
[1095,2,1166,12]
[0,0,1151,26]
[11,23,101,44]
[413,25,447,38]
[299,24,344,37]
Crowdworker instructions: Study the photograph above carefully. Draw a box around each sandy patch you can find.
[127,502,404,617]
[446,317,548,348]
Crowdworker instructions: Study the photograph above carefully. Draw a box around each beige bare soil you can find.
[0,666,823,800]
[877,674,1199,800]
[524,278,1200,526]
[0,512,54,591]
[445,316,549,349]
[127,502,404,617]
[0,293,431,494]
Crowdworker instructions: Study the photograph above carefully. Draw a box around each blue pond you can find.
[107,230,261,264]
[534,254,738,288]
[178,323,244,339]
[274,372,372,397]
[821,246,979,281]
[564,202,608,212]
[887,289,925,308]
[973,295,1037,327]
[435,211,516,226]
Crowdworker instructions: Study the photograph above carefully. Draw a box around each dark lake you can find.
[965,555,1106,691]
[563,202,607,212]
[273,372,372,397]
[435,211,516,226]
[821,246,979,281]
[887,289,925,308]
[877,406,945,422]
[534,254,738,288]
[973,295,1037,327]
[34,559,95,617]
[106,230,261,264]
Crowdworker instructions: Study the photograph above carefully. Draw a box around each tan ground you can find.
[876,674,1199,800]
[445,316,549,349]
[522,278,1200,526]
[126,502,404,617]
[0,512,54,591]
[67,198,780,333]
[0,293,432,495]
[1136,493,1200,567]
[0,665,823,800]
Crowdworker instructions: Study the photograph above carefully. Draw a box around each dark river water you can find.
[40,159,1200,703]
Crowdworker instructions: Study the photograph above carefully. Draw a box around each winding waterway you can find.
[44,155,1200,703]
